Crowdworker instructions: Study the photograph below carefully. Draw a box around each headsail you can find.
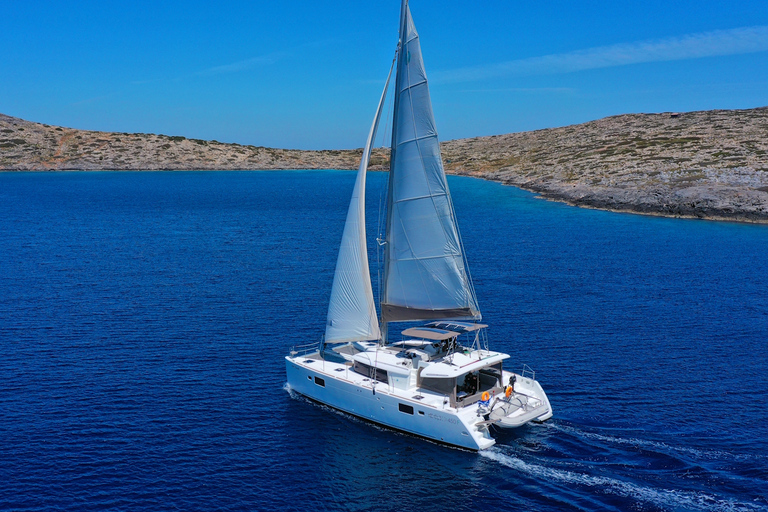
[324,60,395,344]
[382,3,480,324]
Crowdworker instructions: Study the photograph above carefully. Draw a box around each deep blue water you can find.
[1,170,766,512]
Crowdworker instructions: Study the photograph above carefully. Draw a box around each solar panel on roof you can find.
[426,321,488,333]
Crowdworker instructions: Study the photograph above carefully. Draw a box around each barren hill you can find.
[2,108,768,222]
[0,113,384,171]
[441,108,768,223]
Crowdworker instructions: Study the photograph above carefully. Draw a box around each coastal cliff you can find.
[2,108,768,222]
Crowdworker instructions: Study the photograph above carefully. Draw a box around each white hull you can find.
[286,353,551,450]
[286,356,496,450]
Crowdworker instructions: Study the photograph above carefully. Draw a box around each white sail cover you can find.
[382,5,480,322]
[324,63,394,343]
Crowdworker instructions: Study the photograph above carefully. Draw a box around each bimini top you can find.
[401,327,459,341]
[420,352,509,378]
[426,321,488,333]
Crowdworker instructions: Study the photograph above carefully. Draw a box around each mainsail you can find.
[324,61,394,344]
[382,3,480,324]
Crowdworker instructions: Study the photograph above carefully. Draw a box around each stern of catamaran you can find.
[388,322,553,428]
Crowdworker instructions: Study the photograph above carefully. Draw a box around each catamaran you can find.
[285,0,552,451]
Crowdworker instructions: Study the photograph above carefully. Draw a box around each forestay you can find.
[382,5,480,323]
[324,61,394,344]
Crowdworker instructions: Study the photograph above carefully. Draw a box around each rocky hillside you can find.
[0,113,389,171]
[440,108,768,223]
[3,108,768,222]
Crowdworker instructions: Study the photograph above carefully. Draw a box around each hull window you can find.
[314,376,325,387]
[398,403,414,415]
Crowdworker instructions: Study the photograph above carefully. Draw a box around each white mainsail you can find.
[287,1,553,450]
[381,4,480,324]
[324,61,394,344]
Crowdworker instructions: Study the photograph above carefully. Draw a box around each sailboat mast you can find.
[381,0,409,346]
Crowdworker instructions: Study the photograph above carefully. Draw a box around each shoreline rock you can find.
[2,108,768,224]
[522,181,768,224]
[440,107,768,224]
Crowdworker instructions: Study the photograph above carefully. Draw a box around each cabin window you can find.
[374,367,388,384]
[353,361,369,377]
[479,363,503,388]
[398,403,414,415]
[314,376,325,387]
[353,361,387,383]
[420,377,455,395]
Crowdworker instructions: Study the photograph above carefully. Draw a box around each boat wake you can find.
[283,382,299,399]
[551,422,765,462]
[286,377,765,511]
[481,446,764,512]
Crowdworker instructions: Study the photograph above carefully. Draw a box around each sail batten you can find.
[381,4,480,326]
[397,79,428,93]
[324,60,395,344]
[395,133,436,146]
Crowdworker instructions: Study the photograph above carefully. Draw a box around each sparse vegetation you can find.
[2,108,768,222]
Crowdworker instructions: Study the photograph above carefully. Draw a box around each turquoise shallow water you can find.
[0,170,766,511]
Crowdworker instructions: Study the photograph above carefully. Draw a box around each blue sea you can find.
[1,170,766,512]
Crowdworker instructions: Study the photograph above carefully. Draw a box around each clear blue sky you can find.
[2,1,767,149]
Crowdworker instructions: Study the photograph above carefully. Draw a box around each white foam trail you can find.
[481,449,763,512]
[283,382,298,399]
[553,423,759,461]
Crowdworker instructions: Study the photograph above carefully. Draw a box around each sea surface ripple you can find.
[0,170,766,511]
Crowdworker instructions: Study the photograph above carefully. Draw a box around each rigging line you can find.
[375,48,397,320]
[375,56,396,325]
[448,175,480,315]
[376,180,384,317]
[361,53,397,340]
[378,54,396,151]
[368,52,397,340]
[380,0,409,338]
[453,210,480,315]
